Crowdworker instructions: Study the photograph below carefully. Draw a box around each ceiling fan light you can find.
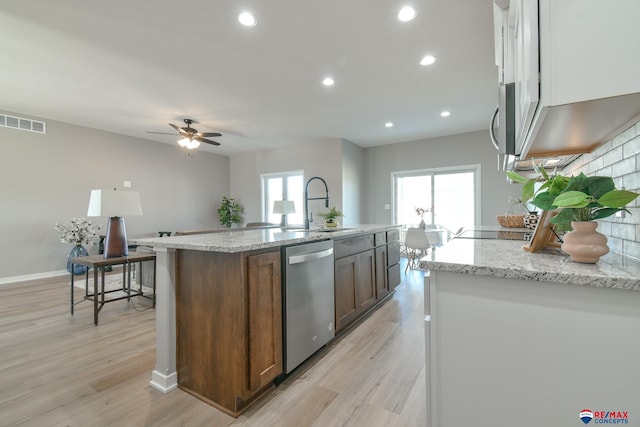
[178,137,191,148]
[187,139,200,149]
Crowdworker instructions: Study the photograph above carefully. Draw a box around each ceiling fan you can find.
[147,119,222,149]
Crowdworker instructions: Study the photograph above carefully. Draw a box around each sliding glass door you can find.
[392,165,480,233]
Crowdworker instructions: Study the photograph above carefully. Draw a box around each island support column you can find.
[149,247,177,393]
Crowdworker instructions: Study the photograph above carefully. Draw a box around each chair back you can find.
[405,227,431,250]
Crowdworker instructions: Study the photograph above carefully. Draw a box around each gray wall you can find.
[340,139,365,225]
[0,111,229,281]
[230,139,344,225]
[363,130,521,225]
[564,120,640,259]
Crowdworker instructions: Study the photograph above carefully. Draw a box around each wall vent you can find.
[0,114,46,134]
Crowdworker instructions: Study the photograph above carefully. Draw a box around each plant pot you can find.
[325,218,338,228]
[561,221,609,264]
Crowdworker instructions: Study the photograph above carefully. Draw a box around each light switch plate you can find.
[124,180,131,188]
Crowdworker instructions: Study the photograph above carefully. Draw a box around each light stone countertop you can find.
[418,238,640,291]
[129,224,397,253]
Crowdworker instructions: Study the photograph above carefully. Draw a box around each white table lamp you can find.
[273,200,296,227]
[87,189,143,258]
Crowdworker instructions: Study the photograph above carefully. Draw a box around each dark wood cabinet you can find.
[334,229,401,333]
[176,248,282,417]
[334,250,375,332]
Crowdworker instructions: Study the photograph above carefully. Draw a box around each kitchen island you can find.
[419,238,640,427]
[129,224,400,416]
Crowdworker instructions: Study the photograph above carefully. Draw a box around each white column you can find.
[149,247,177,393]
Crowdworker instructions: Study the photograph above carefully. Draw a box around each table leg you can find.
[152,258,156,308]
[127,262,132,301]
[93,267,99,326]
[70,265,75,315]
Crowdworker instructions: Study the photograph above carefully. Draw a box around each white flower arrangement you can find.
[54,217,102,245]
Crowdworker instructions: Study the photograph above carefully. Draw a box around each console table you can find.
[70,252,157,325]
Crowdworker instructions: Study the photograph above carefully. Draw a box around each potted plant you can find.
[317,206,344,228]
[507,163,639,263]
[218,196,244,228]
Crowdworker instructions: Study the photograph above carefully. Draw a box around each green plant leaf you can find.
[598,190,640,208]
[553,191,590,208]
[549,208,574,228]
[586,176,615,198]
[506,171,530,183]
[548,175,569,195]
[521,180,536,203]
[531,192,557,210]
[590,207,623,220]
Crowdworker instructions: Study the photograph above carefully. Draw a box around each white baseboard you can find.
[0,264,127,286]
[150,371,178,393]
[0,270,68,286]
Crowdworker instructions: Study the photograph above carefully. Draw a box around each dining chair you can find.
[404,227,431,273]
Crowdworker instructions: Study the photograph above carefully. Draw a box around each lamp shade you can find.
[273,200,296,215]
[87,189,143,217]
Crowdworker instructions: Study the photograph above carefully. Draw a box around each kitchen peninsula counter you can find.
[418,237,640,291]
[419,237,640,427]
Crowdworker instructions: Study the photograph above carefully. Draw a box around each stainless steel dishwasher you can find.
[283,239,335,374]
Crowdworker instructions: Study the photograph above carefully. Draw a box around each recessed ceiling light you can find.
[385,122,394,128]
[420,55,436,66]
[398,6,417,22]
[322,77,335,86]
[441,111,451,117]
[238,11,257,26]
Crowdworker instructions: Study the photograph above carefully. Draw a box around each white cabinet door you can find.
[511,0,539,152]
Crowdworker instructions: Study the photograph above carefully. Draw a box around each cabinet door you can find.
[335,255,358,332]
[356,250,376,313]
[375,246,389,299]
[247,251,282,392]
[511,0,539,150]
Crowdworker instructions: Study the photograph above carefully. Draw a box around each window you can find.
[261,171,304,226]
[392,165,480,233]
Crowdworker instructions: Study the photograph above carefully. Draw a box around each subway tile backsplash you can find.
[564,120,640,260]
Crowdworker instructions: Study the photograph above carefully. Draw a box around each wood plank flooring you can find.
[0,260,426,426]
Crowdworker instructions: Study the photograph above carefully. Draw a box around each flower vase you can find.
[561,221,609,264]
[67,244,89,275]
[419,219,426,230]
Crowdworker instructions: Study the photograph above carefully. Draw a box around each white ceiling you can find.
[0,0,497,156]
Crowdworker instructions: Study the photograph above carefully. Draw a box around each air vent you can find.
[0,114,46,134]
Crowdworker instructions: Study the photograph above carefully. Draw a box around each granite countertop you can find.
[129,224,397,253]
[419,238,640,291]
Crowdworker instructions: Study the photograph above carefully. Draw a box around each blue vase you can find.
[67,244,89,275]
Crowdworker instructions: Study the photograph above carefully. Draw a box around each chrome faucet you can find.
[304,176,329,229]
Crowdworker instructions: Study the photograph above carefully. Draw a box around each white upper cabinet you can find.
[494,0,640,159]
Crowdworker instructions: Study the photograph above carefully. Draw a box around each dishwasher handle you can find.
[288,247,334,265]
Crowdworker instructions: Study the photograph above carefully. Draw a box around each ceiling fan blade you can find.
[194,136,221,146]
[170,123,189,136]
[146,131,178,135]
[197,132,222,138]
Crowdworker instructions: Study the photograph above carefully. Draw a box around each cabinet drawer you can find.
[334,235,374,259]
[387,241,400,266]
[374,232,387,246]
[387,229,400,243]
[387,263,401,291]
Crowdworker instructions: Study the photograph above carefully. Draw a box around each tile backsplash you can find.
[563,120,640,260]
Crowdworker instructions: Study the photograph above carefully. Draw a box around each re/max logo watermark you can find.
[580,409,629,425]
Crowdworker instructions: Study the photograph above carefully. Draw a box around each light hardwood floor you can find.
[0,260,426,427]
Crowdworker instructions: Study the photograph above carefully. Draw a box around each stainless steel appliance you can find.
[283,239,335,374]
